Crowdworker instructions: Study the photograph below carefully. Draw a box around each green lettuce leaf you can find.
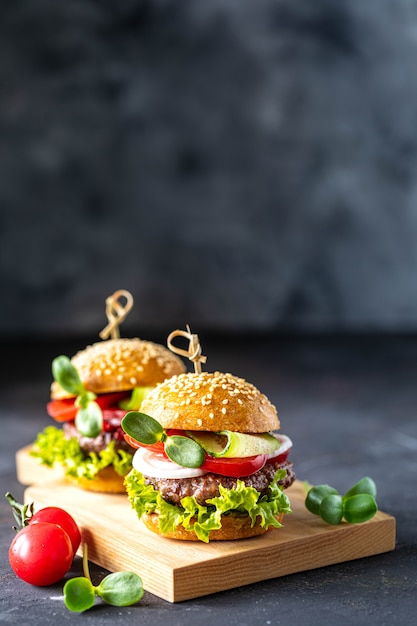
[124,468,292,543]
[31,426,133,480]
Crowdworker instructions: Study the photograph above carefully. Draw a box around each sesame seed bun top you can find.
[139,371,280,433]
[50,338,186,399]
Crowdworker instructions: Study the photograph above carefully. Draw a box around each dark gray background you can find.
[2,0,417,338]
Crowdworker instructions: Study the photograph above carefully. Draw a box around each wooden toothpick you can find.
[167,325,207,373]
[99,289,134,340]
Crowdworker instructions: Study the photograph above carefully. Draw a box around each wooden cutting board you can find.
[17,446,396,603]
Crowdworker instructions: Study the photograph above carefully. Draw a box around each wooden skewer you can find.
[167,325,207,373]
[99,289,134,340]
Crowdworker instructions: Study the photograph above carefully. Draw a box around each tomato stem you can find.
[4,492,34,531]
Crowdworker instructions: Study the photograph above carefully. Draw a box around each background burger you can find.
[122,370,295,542]
[31,337,186,493]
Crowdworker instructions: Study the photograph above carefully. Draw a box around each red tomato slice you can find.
[200,453,267,477]
[96,391,131,408]
[47,391,130,423]
[46,398,77,422]
[123,434,165,453]
[123,427,184,452]
[267,449,290,465]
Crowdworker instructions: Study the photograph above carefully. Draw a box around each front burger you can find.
[122,370,295,542]
[31,338,186,493]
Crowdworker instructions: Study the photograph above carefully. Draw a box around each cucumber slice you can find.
[186,430,280,458]
[119,386,154,411]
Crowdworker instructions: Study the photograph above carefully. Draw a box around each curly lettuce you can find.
[124,468,292,543]
[31,425,133,481]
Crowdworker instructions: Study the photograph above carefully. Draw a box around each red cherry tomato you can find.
[30,507,81,555]
[9,522,73,586]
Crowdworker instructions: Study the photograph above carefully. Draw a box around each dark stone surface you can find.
[0,333,416,624]
[2,1,417,336]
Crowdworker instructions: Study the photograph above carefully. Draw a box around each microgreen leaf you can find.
[319,494,344,525]
[96,571,144,606]
[165,435,206,468]
[121,412,206,468]
[63,545,144,613]
[64,577,96,612]
[305,485,339,515]
[343,494,378,523]
[75,390,98,409]
[305,477,379,525]
[344,476,377,499]
[121,411,165,445]
[75,402,103,438]
[52,356,85,396]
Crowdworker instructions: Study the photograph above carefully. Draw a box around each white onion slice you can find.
[267,433,293,459]
[132,447,208,479]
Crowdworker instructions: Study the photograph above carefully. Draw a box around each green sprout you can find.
[52,355,103,438]
[63,545,143,612]
[121,411,205,468]
[305,476,378,525]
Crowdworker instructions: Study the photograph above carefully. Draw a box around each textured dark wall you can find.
[2,0,417,337]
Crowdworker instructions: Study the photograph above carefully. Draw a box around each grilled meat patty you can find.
[63,421,134,455]
[143,460,295,507]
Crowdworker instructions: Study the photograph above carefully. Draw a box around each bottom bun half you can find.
[142,511,285,541]
[65,466,127,493]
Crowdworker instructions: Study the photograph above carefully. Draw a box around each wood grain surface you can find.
[18,447,396,603]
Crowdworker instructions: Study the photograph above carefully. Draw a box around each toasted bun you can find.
[64,466,127,493]
[142,511,284,541]
[51,338,186,399]
[139,371,279,433]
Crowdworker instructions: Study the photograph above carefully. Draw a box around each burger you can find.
[122,370,295,542]
[31,338,186,493]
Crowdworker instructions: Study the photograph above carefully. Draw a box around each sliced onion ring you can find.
[132,447,208,479]
[267,433,293,459]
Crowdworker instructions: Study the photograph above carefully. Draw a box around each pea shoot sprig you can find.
[52,355,103,438]
[122,411,205,468]
[63,545,144,612]
[305,476,378,525]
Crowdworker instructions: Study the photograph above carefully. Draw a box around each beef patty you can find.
[143,460,295,507]
[63,421,134,455]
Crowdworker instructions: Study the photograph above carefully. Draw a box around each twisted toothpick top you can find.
[99,289,134,340]
[167,325,207,373]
